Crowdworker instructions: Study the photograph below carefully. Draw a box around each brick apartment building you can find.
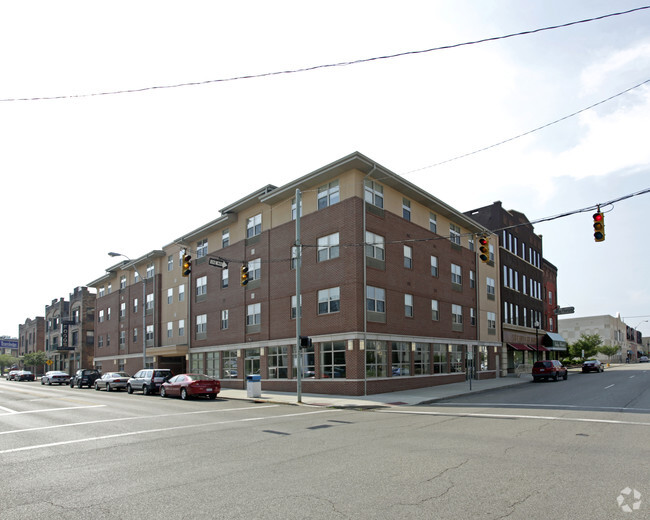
[464,201,566,370]
[89,152,504,395]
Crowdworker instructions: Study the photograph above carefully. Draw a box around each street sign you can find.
[46,360,53,366]
[208,257,228,269]
[555,306,575,315]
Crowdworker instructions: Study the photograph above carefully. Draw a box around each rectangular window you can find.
[367,286,386,313]
[222,268,229,288]
[291,197,302,220]
[404,294,413,317]
[167,322,173,338]
[120,275,127,289]
[178,284,185,302]
[99,310,104,323]
[317,180,340,210]
[291,246,298,270]
[119,331,126,347]
[431,256,438,277]
[146,325,154,342]
[403,245,412,269]
[435,343,449,372]
[197,239,208,258]
[365,232,385,260]
[196,314,207,335]
[366,340,387,378]
[247,214,262,238]
[391,342,411,376]
[120,303,126,318]
[167,288,173,304]
[246,304,261,326]
[167,255,173,272]
[146,264,154,279]
[190,353,204,374]
[222,228,230,248]
[318,287,340,314]
[429,213,437,233]
[487,277,496,296]
[321,341,346,378]
[220,310,228,330]
[206,352,219,379]
[317,233,340,262]
[178,319,185,337]
[248,258,261,281]
[452,304,463,325]
[223,350,238,379]
[451,264,462,285]
[196,276,207,297]
[470,270,475,289]
[414,343,431,375]
[133,328,138,344]
[268,346,289,379]
[364,180,383,208]
[402,198,411,221]
[291,295,302,319]
[449,223,461,245]
[470,308,476,326]
[431,299,439,321]
[146,293,154,312]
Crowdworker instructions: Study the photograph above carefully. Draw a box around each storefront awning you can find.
[528,344,549,352]
[507,343,529,351]
[542,332,568,350]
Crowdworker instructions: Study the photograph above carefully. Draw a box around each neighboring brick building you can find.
[464,201,566,369]
[89,152,503,395]
[18,318,45,359]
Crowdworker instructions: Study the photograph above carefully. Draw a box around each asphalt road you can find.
[1,365,649,519]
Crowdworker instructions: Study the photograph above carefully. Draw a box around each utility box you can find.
[246,374,261,398]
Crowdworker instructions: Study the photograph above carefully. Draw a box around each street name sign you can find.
[208,257,228,269]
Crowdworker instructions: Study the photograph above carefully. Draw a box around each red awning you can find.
[528,344,549,352]
[507,343,529,351]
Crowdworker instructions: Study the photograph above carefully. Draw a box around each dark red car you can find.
[160,374,220,400]
[532,360,568,382]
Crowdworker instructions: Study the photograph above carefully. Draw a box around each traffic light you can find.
[478,235,490,263]
[240,264,249,286]
[182,253,192,277]
[593,211,605,242]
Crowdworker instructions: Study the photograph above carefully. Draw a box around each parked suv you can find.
[70,369,101,388]
[127,369,173,395]
[532,360,568,382]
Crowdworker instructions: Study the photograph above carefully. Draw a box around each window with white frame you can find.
[431,255,439,277]
[364,180,384,208]
[318,287,340,314]
[178,284,185,302]
[402,198,411,221]
[365,231,385,260]
[146,264,154,279]
[120,275,126,289]
[222,268,229,288]
[99,286,105,298]
[367,286,386,313]
[317,180,340,209]
[167,255,173,271]
[246,304,261,326]
[317,233,340,262]
[99,310,104,323]
[167,288,173,304]
[470,270,475,289]
[452,304,463,325]
[291,197,302,221]
[404,294,413,317]
[146,293,154,311]
[196,276,207,297]
[247,214,262,238]
[120,303,126,318]
[146,325,154,341]
[449,223,461,245]
[133,298,138,313]
[431,300,439,321]
[487,312,496,331]
[429,213,437,233]
[222,228,230,248]
[196,314,207,335]
[178,319,185,337]
[291,246,298,270]
[451,264,462,285]
[291,295,302,319]
[470,308,476,326]
[248,258,261,281]
[167,322,173,338]
[197,239,208,258]
[403,245,413,269]
[220,310,228,330]
[487,277,496,296]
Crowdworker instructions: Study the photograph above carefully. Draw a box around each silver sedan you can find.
[94,372,131,392]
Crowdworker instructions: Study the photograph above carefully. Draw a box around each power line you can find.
[2,5,648,103]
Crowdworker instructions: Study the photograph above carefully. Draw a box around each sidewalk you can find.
[219,374,534,408]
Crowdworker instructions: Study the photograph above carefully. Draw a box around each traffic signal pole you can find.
[295,188,302,403]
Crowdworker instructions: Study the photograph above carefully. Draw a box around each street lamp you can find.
[108,252,147,369]
[534,320,540,363]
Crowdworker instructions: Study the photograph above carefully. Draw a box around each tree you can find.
[569,333,603,359]
[22,351,48,373]
[598,344,620,361]
[0,353,19,373]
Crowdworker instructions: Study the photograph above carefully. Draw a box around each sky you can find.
[1,1,649,338]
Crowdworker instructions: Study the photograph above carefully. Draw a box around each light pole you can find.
[108,252,147,369]
[534,320,540,363]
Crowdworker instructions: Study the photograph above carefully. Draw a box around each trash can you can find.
[246,374,261,398]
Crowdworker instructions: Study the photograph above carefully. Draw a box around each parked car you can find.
[639,356,649,363]
[582,359,604,373]
[70,369,101,388]
[532,360,568,382]
[94,372,131,392]
[14,370,35,381]
[126,369,173,395]
[41,371,71,385]
[5,369,20,380]
[160,373,220,400]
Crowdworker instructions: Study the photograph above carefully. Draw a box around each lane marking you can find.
[429,402,650,412]
[0,409,336,454]
[0,404,17,413]
[605,384,615,389]
[0,405,279,435]
[381,409,650,427]
[0,405,105,417]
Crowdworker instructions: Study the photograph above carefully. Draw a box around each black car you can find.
[14,370,35,381]
[70,369,101,388]
[582,359,604,373]
[126,369,173,395]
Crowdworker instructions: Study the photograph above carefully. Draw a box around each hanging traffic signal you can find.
[240,264,249,286]
[478,235,490,263]
[593,211,605,242]
[182,253,192,277]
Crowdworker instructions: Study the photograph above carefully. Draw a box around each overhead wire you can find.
[1,5,649,103]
